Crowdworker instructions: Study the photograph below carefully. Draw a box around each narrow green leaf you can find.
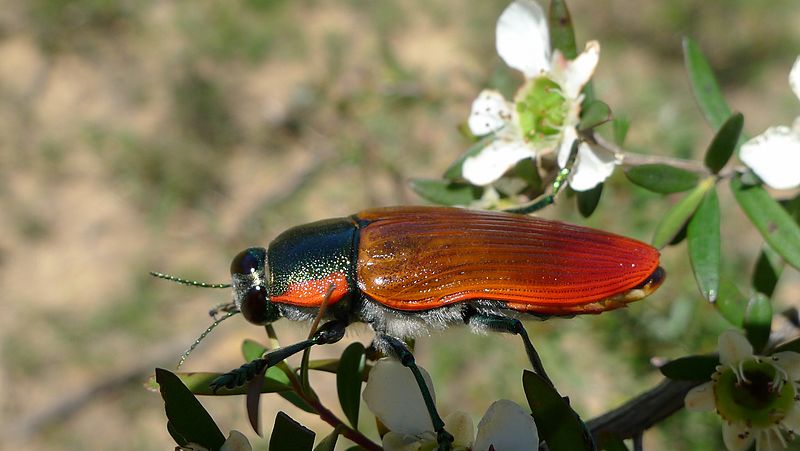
[744,293,772,353]
[336,343,366,429]
[612,116,630,146]
[687,188,720,302]
[731,176,800,270]
[715,280,747,327]
[578,100,612,131]
[548,0,578,59]
[313,427,341,451]
[156,368,226,450]
[625,164,700,194]
[576,183,603,218]
[443,135,495,179]
[704,112,743,173]
[683,37,732,129]
[410,179,482,206]
[242,339,268,361]
[523,370,593,451]
[270,412,315,451]
[652,178,713,248]
[659,355,719,381]
[752,247,782,298]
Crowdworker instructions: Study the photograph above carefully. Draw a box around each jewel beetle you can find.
[154,205,665,449]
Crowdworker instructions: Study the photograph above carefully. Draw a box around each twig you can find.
[592,135,711,174]
[587,378,701,441]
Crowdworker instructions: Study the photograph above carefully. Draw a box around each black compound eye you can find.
[230,247,266,276]
[240,285,269,325]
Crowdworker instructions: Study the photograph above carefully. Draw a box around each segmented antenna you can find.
[150,271,231,288]
[176,311,238,369]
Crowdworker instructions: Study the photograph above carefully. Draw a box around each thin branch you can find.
[592,135,711,174]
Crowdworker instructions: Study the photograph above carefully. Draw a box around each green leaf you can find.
[410,179,482,206]
[731,176,800,270]
[576,183,603,218]
[156,368,226,450]
[523,370,593,451]
[313,427,341,451]
[682,37,732,130]
[704,112,743,173]
[336,342,366,428]
[625,164,700,194]
[548,0,578,59]
[578,100,612,131]
[659,355,719,381]
[744,293,772,353]
[270,412,315,451]
[612,116,630,146]
[773,337,800,354]
[687,188,720,302]
[242,339,268,361]
[715,280,747,327]
[443,135,495,180]
[752,247,782,298]
[652,178,713,248]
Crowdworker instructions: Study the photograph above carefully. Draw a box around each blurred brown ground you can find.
[0,1,799,449]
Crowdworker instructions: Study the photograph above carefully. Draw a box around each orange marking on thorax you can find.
[271,272,350,307]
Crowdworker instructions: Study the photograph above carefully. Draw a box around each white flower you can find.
[363,358,538,451]
[740,55,800,190]
[684,330,800,451]
[462,0,615,192]
[182,430,252,451]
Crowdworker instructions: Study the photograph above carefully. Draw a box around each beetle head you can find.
[230,247,281,325]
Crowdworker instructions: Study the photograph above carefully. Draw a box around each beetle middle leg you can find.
[209,319,347,391]
[377,334,455,451]
[463,310,553,386]
[503,139,579,216]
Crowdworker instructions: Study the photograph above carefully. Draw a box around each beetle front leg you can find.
[463,312,553,387]
[210,320,347,391]
[377,334,454,451]
[503,139,578,215]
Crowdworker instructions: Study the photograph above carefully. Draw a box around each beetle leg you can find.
[464,312,554,387]
[377,334,455,451]
[503,139,579,215]
[210,320,347,391]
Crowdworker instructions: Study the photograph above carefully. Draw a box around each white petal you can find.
[740,126,800,190]
[756,429,787,451]
[782,402,800,433]
[790,55,800,102]
[382,432,426,451]
[559,41,601,99]
[496,0,551,78]
[474,399,539,451]
[462,139,536,186]
[469,90,514,136]
[362,358,435,436]
[684,382,716,412]
[722,422,755,451]
[444,411,475,448]
[568,142,616,191]
[557,125,578,168]
[718,330,754,366]
[220,431,252,451]
[771,351,800,380]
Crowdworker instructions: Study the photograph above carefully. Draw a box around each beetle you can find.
[154,205,665,448]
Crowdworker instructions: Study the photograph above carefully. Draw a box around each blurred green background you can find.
[1,0,799,449]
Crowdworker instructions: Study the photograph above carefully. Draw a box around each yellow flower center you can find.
[714,360,796,428]
[514,76,568,146]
